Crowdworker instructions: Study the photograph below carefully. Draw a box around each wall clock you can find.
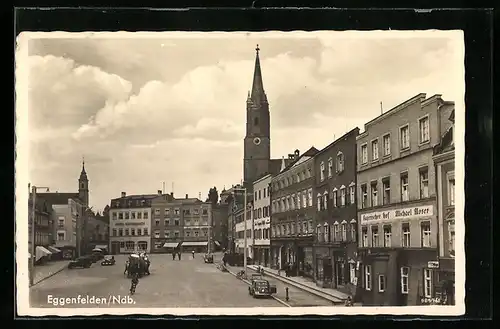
[253,137,261,145]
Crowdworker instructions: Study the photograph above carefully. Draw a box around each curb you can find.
[31,263,68,287]
[248,266,345,304]
[224,266,292,308]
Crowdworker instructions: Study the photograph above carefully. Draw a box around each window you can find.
[361,184,368,208]
[402,223,410,247]
[296,193,301,209]
[400,172,409,202]
[131,228,135,236]
[302,191,307,208]
[112,212,117,220]
[174,219,179,226]
[364,265,372,291]
[419,116,430,144]
[336,152,344,172]
[137,212,142,219]
[340,188,346,206]
[349,263,356,284]
[362,227,368,247]
[174,208,180,215]
[174,231,179,237]
[382,177,391,205]
[400,124,410,149]
[185,219,191,226]
[419,167,429,198]
[350,221,356,241]
[401,267,409,294]
[155,209,160,215]
[323,192,328,210]
[341,223,347,241]
[371,182,378,207]
[57,232,65,241]
[349,185,355,204]
[194,231,199,237]
[448,220,455,257]
[118,229,123,236]
[143,228,148,236]
[165,219,170,226]
[383,133,391,156]
[323,224,329,242]
[165,208,170,216]
[361,144,368,164]
[137,228,142,236]
[332,189,338,207]
[424,269,433,298]
[378,275,386,292]
[155,220,160,226]
[58,218,65,228]
[143,212,148,219]
[334,223,339,241]
[124,229,129,236]
[371,139,379,161]
[371,226,379,247]
[112,229,117,237]
[328,158,333,177]
[203,208,208,215]
[320,161,325,181]
[154,230,160,238]
[118,212,123,220]
[383,225,392,247]
[131,212,136,219]
[186,231,191,237]
[448,175,455,206]
[308,189,313,207]
[421,221,431,247]
[193,208,199,215]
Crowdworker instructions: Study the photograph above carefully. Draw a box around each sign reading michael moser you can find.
[361,205,433,222]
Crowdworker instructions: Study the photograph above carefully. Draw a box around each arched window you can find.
[254,117,259,126]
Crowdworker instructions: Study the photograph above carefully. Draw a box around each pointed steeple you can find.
[80,156,87,179]
[250,44,267,104]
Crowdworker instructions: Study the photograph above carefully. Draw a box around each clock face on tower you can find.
[253,137,261,145]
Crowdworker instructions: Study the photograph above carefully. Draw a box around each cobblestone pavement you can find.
[30,253,284,308]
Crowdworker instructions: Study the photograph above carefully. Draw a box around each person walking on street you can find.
[192,250,195,259]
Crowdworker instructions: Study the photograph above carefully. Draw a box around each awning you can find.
[47,246,61,253]
[35,246,52,261]
[181,241,208,247]
[95,245,108,250]
[214,241,221,246]
[163,242,180,248]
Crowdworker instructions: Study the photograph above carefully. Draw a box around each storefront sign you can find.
[361,205,433,222]
[427,261,439,269]
[114,222,146,226]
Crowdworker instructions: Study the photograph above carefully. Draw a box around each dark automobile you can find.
[204,254,214,263]
[248,276,277,298]
[101,255,116,266]
[68,256,92,269]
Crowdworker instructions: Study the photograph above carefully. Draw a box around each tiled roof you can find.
[110,194,160,202]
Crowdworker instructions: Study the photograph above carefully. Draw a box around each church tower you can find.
[78,157,89,207]
[243,45,271,187]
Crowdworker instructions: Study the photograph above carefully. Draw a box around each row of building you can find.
[28,161,109,262]
[107,190,227,254]
[221,46,457,306]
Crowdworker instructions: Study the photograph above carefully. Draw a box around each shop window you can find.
[378,275,386,292]
[400,267,409,294]
[364,265,371,291]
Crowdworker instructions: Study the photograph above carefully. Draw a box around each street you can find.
[30,253,284,308]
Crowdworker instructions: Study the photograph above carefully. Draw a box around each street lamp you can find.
[232,187,250,279]
[29,184,50,287]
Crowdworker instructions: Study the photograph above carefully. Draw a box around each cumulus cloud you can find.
[22,32,463,211]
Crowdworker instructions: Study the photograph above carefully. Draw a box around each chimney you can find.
[185,194,188,199]
[157,190,162,195]
[121,192,126,198]
[170,192,174,197]
[294,149,300,157]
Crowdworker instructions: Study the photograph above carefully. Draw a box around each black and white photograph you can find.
[15,30,465,316]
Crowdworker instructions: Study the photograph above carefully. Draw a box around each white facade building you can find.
[109,193,154,254]
[235,211,253,259]
[51,198,85,259]
[252,174,271,266]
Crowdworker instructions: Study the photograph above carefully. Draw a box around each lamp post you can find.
[232,187,249,279]
[29,184,50,287]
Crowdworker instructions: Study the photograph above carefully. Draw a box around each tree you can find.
[206,186,219,205]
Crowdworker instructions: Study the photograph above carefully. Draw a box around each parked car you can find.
[248,275,277,298]
[204,254,214,263]
[101,255,116,266]
[68,256,92,269]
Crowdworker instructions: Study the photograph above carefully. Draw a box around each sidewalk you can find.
[248,265,351,304]
[33,260,70,286]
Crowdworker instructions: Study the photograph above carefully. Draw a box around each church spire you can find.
[250,44,267,104]
[79,156,88,180]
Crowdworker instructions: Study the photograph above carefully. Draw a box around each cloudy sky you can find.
[18,31,463,212]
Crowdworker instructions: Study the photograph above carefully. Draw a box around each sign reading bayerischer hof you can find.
[360,205,434,222]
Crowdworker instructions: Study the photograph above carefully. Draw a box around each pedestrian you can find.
[172,252,176,260]
[192,250,195,259]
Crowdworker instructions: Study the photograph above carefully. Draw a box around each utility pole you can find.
[29,184,49,287]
